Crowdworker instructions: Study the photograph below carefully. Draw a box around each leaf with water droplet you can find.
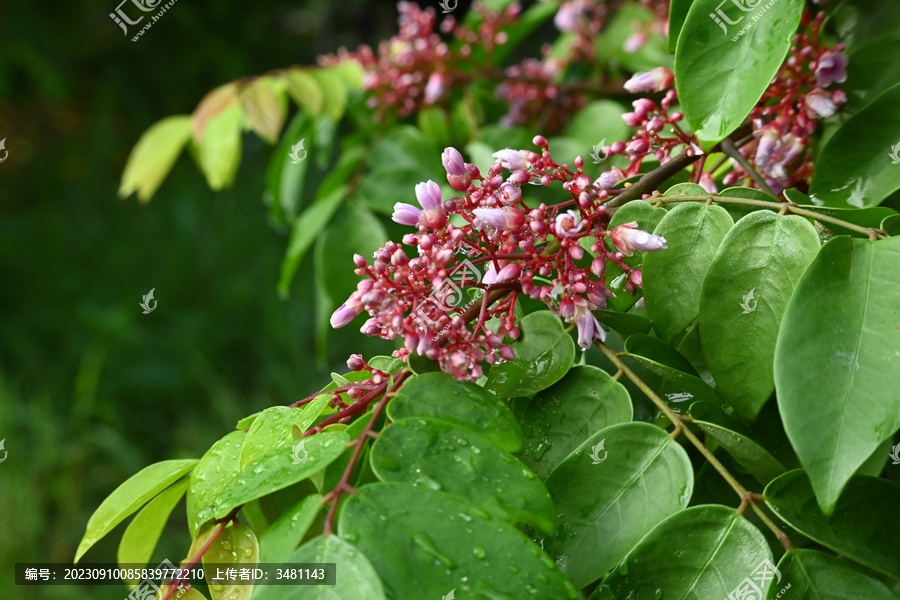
[187,431,246,536]
[258,494,322,564]
[202,522,258,600]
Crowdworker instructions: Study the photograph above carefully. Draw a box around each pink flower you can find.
[699,172,718,194]
[815,52,848,88]
[499,182,521,204]
[755,126,781,169]
[393,180,447,229]
[595,167,625,190]
[330,303,361,328]
[424,72,446,104]
[473,207,524,231]
[624,67,674,93]
[555,210,584,237]
[495,263,521,283]
[442,147,471,192]
[805,88,837,118]
[492,148,529,170]
[482,262,498,285]
[610,221,668,257]
[623,32,647,54]
[573,298,605,350]
[554,0,584,32]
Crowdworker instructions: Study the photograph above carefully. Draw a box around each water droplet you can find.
[221,540,232,551]
[471,446,481,455]
[472,546,486,559]
[457,438,468,447]
[243,548,254,558]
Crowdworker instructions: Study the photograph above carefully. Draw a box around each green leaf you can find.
[204,431,349,522]
[263,111,311,227]
[258,494,322,564]
[689,402,786,484]
[591,505,771,600]
[310,68,348,120]
[789,204,898,239]
[277,187,345,298]
[718,185,775,221]
[485,311,576,397]
[664,182,708,197]
[241,407,303,469]
[367,355,402,373]
[388,372,523,453]
[563,100,630,151]
[594,309,653,338]
[668,0,694,52]
[239,76,286,144]
[254,536,385,600]
[119,116,192,202]
[675,0,804,143]
[519,365,633,479]
[117,479,189,579]
[624,333,722,408]
[202,522,258,600]
[194,101,244,190]
[765,470,900,579]
[774,236,900,513]
[766,549,900,600]
[643,202,734,341]
[417,107,451,149]
[699,210,820,419]
[371,417,555,534]
[883,214,900,236]
[339,483,579,599]
[284,70,323,115]
[545,422,693,588]
[810,84,900,208]
[75,459,196,563]
[188,432,246,536]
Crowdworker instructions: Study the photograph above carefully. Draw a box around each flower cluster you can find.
[320,2,520,120]
[331,140,667,380]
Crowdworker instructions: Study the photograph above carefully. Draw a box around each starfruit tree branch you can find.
[595,342,792,551]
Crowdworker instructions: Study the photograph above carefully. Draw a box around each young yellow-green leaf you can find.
[119,116,192,202]
[675,0,804,144]
[765,470,900,579]
[284,70,324,116]
[689,402,786,484]
[203,522,258,600]
[204,431,349,521]
[258,494,322,564]
[254,536,385,600]
[156,585,209,600]
[591,505,771,600]
[371,417,555,535]
[699,211,820,419]
[519,365,633,480]
[810,83,900,208]
[339,483,579,599]
[241,407,303,469]
[187,431,245,536]
[486,311,576,397]
[311,68,348,121]
[766,549,900,600]
[194,102,244,190]
[76,459,197,562]
[774,236,900,514]
[643,202,734,341]
[118,478,189,581]
[388,372,523,453]
[239,76,286,144]
[544,422,693,589]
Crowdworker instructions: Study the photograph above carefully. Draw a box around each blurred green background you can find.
[0,1,404,597]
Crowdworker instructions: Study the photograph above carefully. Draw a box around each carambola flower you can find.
[610,221,668,257]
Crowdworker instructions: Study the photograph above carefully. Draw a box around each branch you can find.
[720,137,777,197]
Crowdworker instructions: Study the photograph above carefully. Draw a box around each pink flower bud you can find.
[555,210,584,237]
[699,172,718,194]
[624,67,674,93]
[609,221,668,257]
[330,303,361,328]
[805,88,837,118]
[495,263,522,283]
[492,148,529,170]
[626,139,650,154]
[347,354,366,371]
[415,180,447,228]
[424,72,446,104]
[392,202,422,227]
[442,147,471,192]
[353,254,367,268]
[591,257,605,276]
